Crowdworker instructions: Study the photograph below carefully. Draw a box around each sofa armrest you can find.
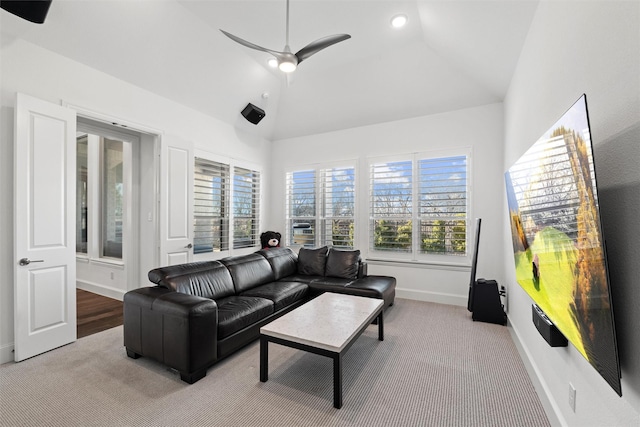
[358,261,368,278]
[124,287,218,382]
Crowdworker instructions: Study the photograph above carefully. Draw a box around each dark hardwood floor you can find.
[77,289,123,339]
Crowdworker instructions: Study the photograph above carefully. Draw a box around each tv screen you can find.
[504,94,621,396]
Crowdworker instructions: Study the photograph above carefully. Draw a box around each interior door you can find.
[14,93,77,361]
[159,134,193,266]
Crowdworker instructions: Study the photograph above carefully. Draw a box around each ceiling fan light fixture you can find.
[267,58,278,68]
[391,14,408,28]
[278,60,297,73]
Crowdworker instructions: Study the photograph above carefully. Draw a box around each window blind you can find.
[194,157,229,253]
[321,167,355,249]
[370,160,413,252]
[286,170,316,247]
[233,166,260,249]
[418,155,467,256]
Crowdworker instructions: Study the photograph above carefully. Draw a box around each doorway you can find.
[74,115,158,314]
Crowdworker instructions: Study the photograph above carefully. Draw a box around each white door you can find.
[14,93,77,361]
[159,134,193,266]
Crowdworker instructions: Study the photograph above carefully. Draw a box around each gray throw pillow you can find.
[325,248,361,279]
[297,246,328,276]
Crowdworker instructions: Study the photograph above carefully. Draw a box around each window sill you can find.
[365,257,470,272]
[75,255,124,268]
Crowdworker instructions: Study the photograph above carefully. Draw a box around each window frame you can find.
[285,161,357,249]
[232,165,261,249]
[367,148,472,264]
[76,121,137,265]
[192,149,262,259]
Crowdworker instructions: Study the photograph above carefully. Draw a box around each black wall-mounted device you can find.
[241,103,265,125]
[532,304,568,347]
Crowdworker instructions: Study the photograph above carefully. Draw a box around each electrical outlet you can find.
[569,383,576,412]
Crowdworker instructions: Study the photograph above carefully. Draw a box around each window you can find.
[286,166,355,248]
[370,153,468,258]
[193,157,261,254]
[322,167,355,249]
[102,138,123,258]
[233,167,260,249]
[194,157,229,253]
[418,156,467,255]
[287,170,316,247]
[370,160,413,252]
[76,136,88,254]
[75,131,131,261]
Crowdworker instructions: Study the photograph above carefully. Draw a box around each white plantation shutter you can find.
[233,166,260,249]
[418,155,467,255]
[286,170,317,246]
[194,157,229,253]
[370,160,413,252]
[321,167,355,249]
[369,153,469,257]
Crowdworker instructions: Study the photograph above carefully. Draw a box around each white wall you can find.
[271,102,505,306]
[503,1,640,425]
[0,37,272,363]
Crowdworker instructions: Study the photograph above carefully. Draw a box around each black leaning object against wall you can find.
[467,217,507,325]
[467,218,482,312]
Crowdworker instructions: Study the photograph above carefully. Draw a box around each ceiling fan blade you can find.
[220,30,285,58]
[295,34,351,63]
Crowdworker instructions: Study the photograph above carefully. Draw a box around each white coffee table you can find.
[259,293,384,409]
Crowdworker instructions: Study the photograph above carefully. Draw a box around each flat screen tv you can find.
[504,94,621,396]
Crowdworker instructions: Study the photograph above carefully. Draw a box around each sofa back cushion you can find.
[221,253,276,293]
[257,247,298,280]
[297,246,328,276]
[149,261,236,300]
[325,248,361,279]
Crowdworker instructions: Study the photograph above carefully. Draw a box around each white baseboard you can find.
[508,321,565,427]
[396,287,467,307]
[76,280,125,301]
[0,342,14,365]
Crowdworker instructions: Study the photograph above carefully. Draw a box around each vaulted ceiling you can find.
[1,0,539,141]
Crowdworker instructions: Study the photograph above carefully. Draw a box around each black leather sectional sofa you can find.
[123,246,396,383]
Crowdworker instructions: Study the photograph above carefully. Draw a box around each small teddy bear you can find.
[260,231,281,249]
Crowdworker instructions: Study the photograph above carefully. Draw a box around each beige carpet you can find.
[0,299,550,427]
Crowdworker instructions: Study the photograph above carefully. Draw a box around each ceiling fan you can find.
[220,0,351,73]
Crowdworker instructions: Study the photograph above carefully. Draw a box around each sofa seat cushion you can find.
[241,281,309,311]
[280,274,324,284]
[216,296,274,339]
[307,277,353,293]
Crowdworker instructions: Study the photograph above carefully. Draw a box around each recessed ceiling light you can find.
[391,14,408,29]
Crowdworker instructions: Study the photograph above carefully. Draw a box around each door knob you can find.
[185,243,193,249]
[19,258,44,266]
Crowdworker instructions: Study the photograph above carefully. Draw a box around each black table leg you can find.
[378,311,384,341]
[333,353,343,409]
[260,336,268,382]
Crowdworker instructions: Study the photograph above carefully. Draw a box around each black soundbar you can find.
[532,304,568,347]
